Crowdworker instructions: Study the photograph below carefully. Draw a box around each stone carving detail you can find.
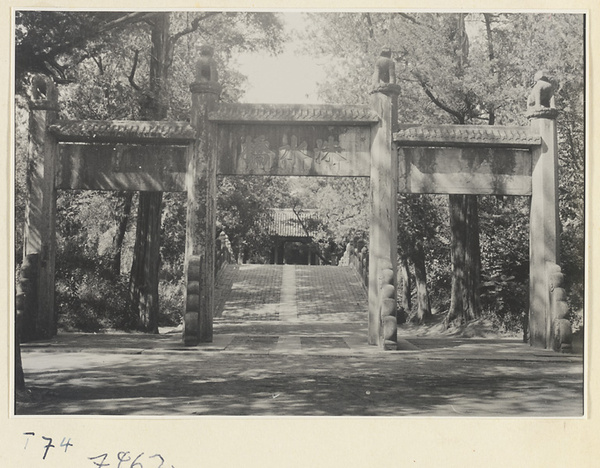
[29,74,59,110]
[195,45,218,83]
[378,261,397,350]
[527,71,558,119]
[279,134,311,174]
[314,136,346,175]
[236,134,349,175]
[372,47,396,86]
[185,255,202,321]
[50,120,196,143]
[547,263,573,352]
[209,103,379,123]
[394,125,541,147]
[371,48,402,95]
[239,135,276,173]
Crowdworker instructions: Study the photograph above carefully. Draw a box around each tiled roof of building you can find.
[265,209,319,238]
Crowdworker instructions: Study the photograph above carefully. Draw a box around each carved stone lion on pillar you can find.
[526,70,558,119]
[195,45,219,83]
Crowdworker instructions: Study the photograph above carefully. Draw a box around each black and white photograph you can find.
[8,7,596,465]
[13,9,586,420]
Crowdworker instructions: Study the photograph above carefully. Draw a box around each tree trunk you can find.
[398,254,411,322]
[15,338,25,391]
[447,194,481,325]
[128,13,170,332]
[111,191,133,275]
[412,243,432,323]
[464,195,481,319]
[129,192,162,332]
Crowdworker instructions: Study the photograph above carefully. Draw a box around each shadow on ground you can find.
[17,337,583,417]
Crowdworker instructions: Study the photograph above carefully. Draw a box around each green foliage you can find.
[158,279,184,327]
[292,178,370,243]
[14,12,585,334]
[217,176,294,262]
[301,12,585,330]
[15,11,131,86]
[13,96,29,263]
[478,196,530,331]
[160,192,187,279]
[56,257,134,332]
[15,11,286,332]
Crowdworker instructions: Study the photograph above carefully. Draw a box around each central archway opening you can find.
[213,175,370,341]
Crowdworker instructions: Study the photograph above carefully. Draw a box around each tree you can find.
[301,12,584,329]
[15,11,158,87]
[122,12,285,331]
[15,11,286,333]
[217,176,294,263]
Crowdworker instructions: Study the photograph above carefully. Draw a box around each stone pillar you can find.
[184,46,221,345]
[368,58,401,349]
[20,75,59,341]
[527,71,563,349]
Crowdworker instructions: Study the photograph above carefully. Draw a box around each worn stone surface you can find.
[217,124,372,177]
[21,76,59,340]
[529,116,560,349]
[209,103,379,123]
[56,143,187,191]
[394,125,540,148]
[526,70,557,118]
[368,90,398,348]
[371,47,397,87]
[195,44,219,83]
[49,120,196,144]
[184,78,221,345]
[216,265,283,321]
[295,266,366,320]
[398,146,533,195]
[215,265,366,323]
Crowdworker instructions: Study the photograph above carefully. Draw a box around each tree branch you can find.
[412,71,465,123]
[363,13,375,39]
[396,13,436,30]
[291,207,331,265]
[128,49,142,91]
[170,12,220,46]
[97,12,158,34]
[91,54,104,75]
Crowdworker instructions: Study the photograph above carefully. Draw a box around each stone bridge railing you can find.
[340,241,369,288]
[216,232,234,276]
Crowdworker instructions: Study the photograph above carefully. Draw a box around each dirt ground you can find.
[16,325,584,417]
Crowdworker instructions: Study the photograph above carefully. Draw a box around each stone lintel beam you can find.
[49,120,197,145]
[208,103,379,125]
[394,125,541,149]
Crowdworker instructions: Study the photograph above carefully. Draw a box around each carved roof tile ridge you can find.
[49,120,196,143]
[209,103,379,124]
[394,124,540,148]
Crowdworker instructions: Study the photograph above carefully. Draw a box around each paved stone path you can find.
[214,264,369,352]
[17,265,584,416]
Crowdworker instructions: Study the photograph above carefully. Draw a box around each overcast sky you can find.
[235,12,327,104]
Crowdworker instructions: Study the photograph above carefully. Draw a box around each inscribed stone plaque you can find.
[56,143,187,191]
[217,124,371,177]
[398,147,532,195]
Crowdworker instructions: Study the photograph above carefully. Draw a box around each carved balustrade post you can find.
[368,48,401,350]
[21,75,59,340]
[185,46,221,345]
